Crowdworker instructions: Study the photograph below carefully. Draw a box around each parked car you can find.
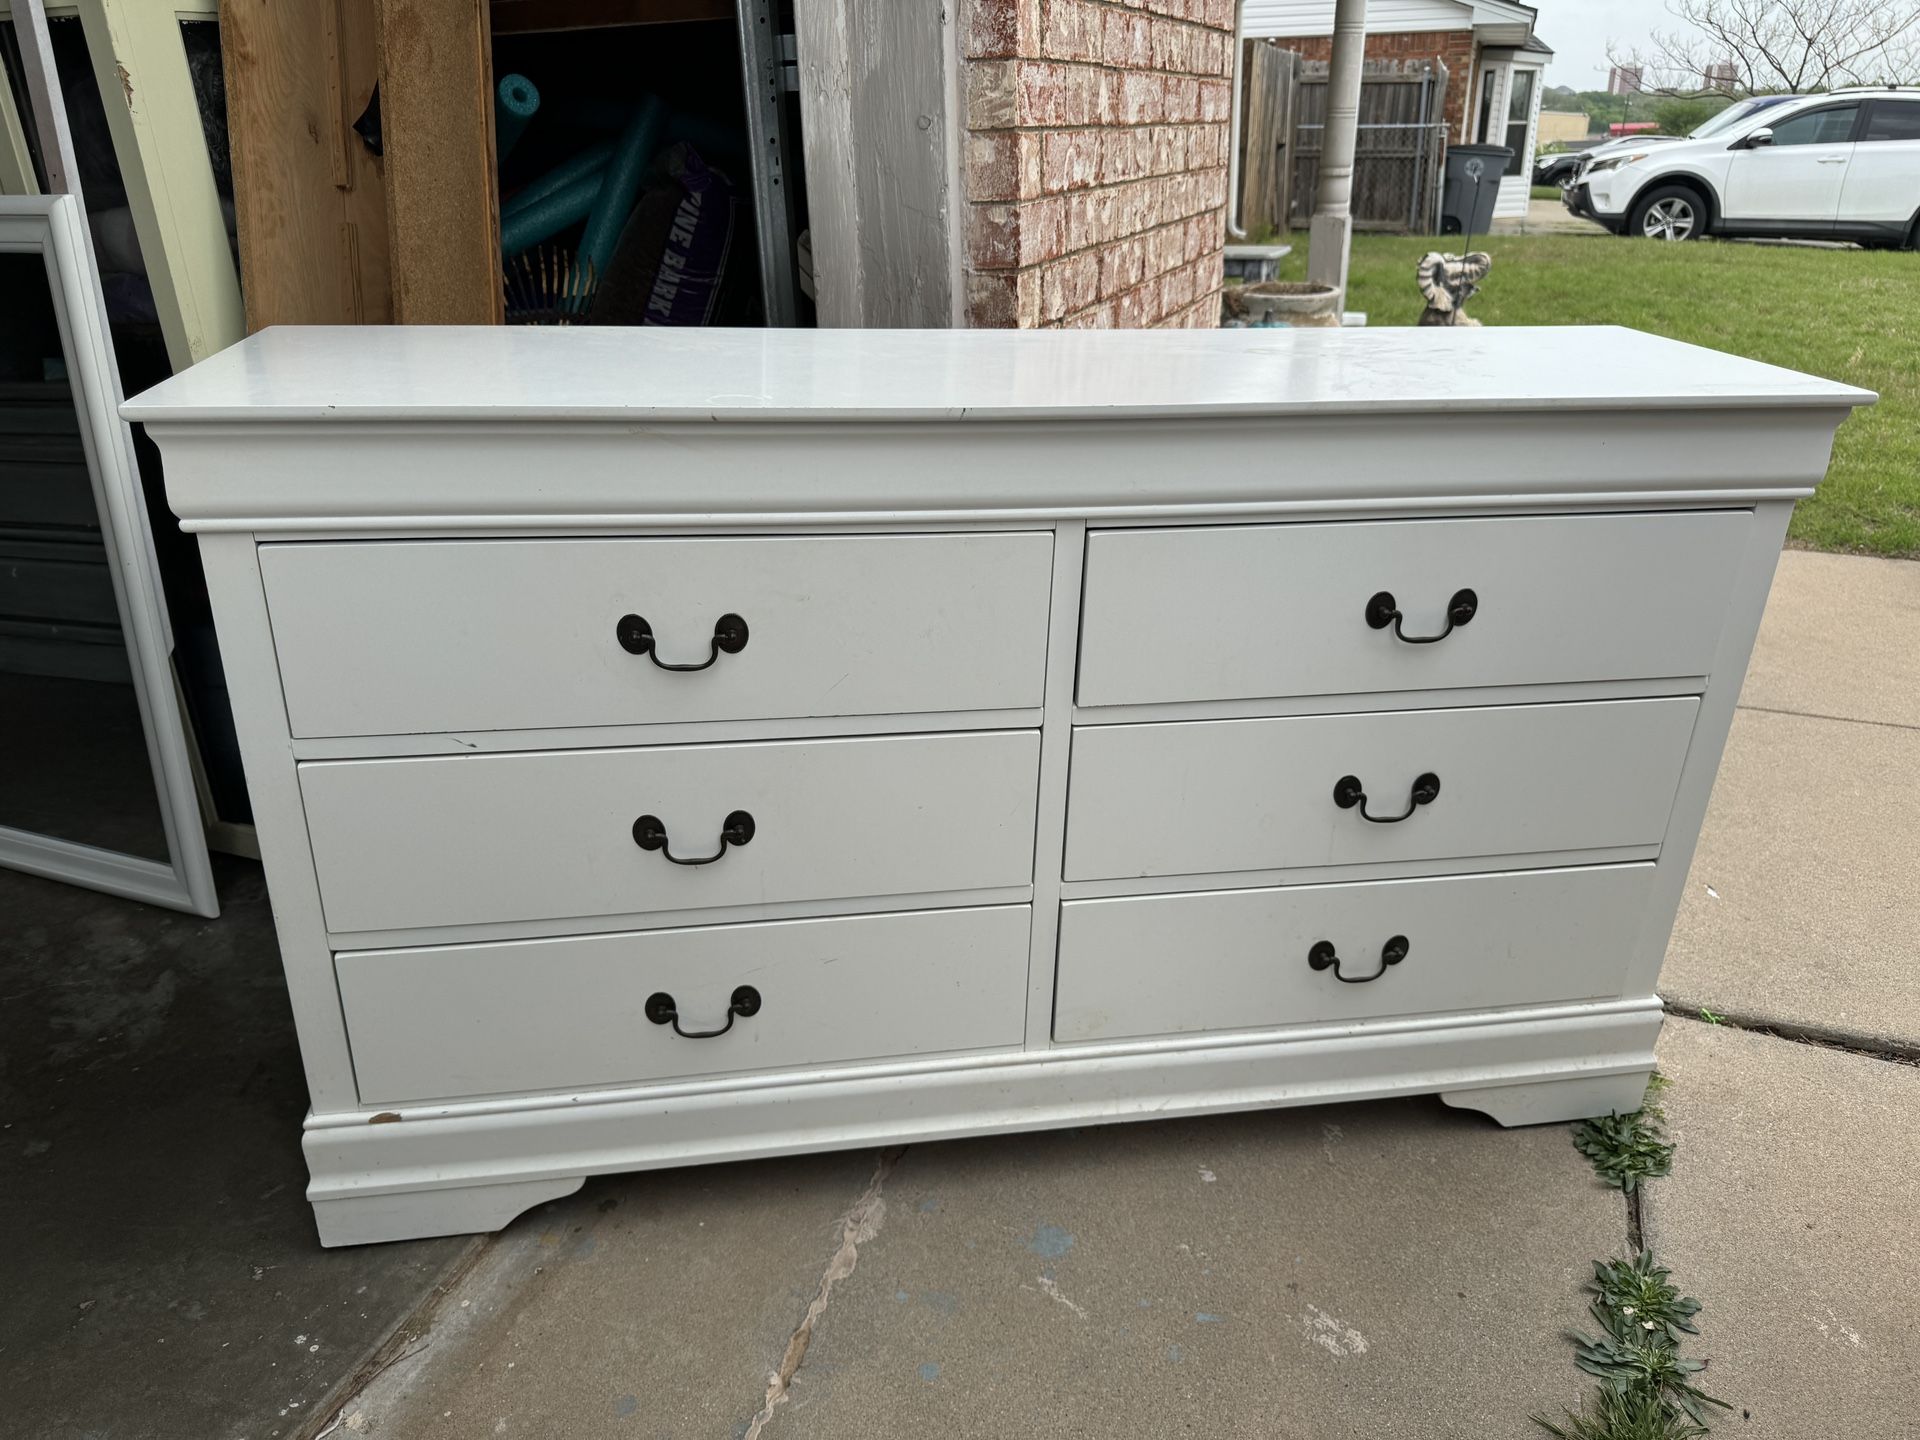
[1534,98,1803,189]
[1533,149,1590,187]
[1566,89,1920,245]
[1536,136,1673,188]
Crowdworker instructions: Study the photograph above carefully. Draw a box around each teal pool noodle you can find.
[495,74,541,161]
[500,171,605,258]
[578,96,667,289]
[503,141,614,220]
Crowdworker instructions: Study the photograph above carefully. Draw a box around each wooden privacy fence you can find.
[1237,42,1298,239]
[1239,50,1450,236]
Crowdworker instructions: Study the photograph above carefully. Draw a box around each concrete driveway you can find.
[1491,196,1608,236]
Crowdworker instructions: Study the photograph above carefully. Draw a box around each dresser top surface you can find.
[124,325,1870,426]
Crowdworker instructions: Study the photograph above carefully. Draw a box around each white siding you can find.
[1485,54,1547,219]
[1244,0,1471,39]
[1492,176,1529,217]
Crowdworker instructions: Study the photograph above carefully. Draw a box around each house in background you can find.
[1537,107,1593,146]
[1244,0,1552,221]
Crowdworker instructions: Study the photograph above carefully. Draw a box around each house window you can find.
[1502,70,1535,174]
[1476,68,1500,149]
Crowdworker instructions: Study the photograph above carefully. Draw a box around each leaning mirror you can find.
[0,193,216,914]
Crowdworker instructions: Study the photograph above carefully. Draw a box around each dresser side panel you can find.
[1626,500,1790,995]
[193,532,360,1113]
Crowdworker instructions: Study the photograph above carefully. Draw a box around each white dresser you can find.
[127,326,1868,1246]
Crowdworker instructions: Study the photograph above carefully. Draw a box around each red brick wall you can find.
[961,0,1236,329]
[1263,29,1477,143]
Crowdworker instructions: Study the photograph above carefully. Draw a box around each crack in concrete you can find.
[293,1237,488,1440]
[1626,1002,1920,1254]
[1659,1000,1920,1066]
[743,1147,904,1439]
[1735,702,1920,734]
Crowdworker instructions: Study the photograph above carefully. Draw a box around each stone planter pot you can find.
[1240,280,1342,327]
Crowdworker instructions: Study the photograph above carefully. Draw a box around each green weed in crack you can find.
[1572,1073,1674,1192]
[1587,1252,1701,1344]
[1533,1384,1710,1440]
[1534,1251,1731,1438]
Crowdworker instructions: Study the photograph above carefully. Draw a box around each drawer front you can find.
[262,532,1054,738]
[302,730,1040,934]
[1076,512,1748,707]
[1065,698,1696,881]
[1054,866,1651,1043]
[340,905,1032,1104]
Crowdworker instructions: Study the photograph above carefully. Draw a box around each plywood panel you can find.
[223,0,392,326]
[376,0,503,324]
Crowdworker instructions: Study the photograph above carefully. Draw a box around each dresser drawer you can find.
[261,532,1054,738]
[1076,512,1748,707]
[301,730,1040,934]
[340,905,1032,1104]
[1053,866,1650,1043]
[1064,698,1696,881]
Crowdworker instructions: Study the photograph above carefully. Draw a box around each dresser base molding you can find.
[313,1177,587,1249]
[302,1000,1662,1245]
[1438,1074,1653,1128]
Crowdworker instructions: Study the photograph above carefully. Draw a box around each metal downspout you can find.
[1226,0,1249,239]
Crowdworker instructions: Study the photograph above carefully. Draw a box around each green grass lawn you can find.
[1277,234,1920,556]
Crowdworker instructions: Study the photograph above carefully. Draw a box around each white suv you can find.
[1566,89,1920,246]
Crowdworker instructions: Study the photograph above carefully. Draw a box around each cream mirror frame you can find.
[0,192,217,915]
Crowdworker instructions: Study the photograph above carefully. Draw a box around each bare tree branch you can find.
[1607,0,1920,96]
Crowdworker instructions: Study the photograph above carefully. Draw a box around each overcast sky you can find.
[1538,0,1685,89]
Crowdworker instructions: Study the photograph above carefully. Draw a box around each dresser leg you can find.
[1439,1071,1654,1128]
[311,1175,586,1247]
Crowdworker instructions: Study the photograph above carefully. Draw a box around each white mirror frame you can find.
[0,192,218,915]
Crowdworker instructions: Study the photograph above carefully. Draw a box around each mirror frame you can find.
[0,193,218,914]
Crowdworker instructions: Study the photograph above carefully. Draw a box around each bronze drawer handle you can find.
[1308,935,1409,984]
[616,612,749,671]
[1333,772,1440,823]
[1366,589,1477,644]
[632,810,755,865]
[645,986,761,1039]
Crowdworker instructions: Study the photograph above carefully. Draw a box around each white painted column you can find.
[1306,0,1368,298]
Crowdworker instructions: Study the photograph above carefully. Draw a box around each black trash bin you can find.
[1439,144,1513,235]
